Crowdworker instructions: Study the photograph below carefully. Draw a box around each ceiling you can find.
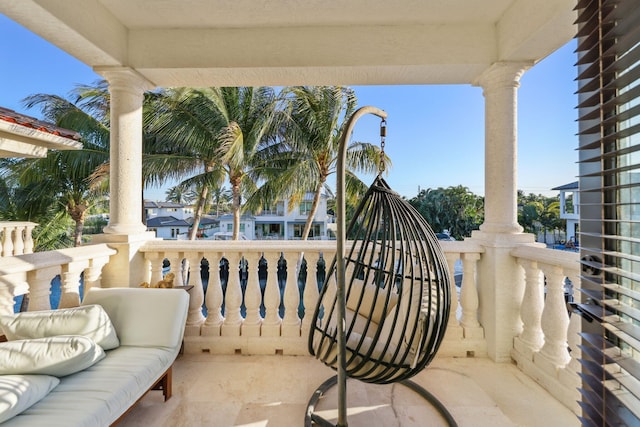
[1,0,575,88]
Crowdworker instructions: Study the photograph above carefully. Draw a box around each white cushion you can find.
[82,287,189,348]
[0,375,59,423]
[346,278,398,325]
[0,305,119,350]
[0,336,105,377]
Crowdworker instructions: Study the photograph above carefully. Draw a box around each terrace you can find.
[0,1,584,425]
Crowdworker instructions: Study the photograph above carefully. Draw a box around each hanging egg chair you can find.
[306,107,455,427]
[308,174,451,383]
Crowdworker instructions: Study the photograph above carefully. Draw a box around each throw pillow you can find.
[0,374,59,423]
[0,335,105,377]
[0,304,119,350]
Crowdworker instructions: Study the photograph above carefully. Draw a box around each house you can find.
[2,1,636,426]
[187,215,219,239]
[254,192,332,240]
[552,181,579,247]
[144,201,193,221]
[144,201,194,239]
[216,214,254,240]
[145,215,190,240]
[0,107,82,158]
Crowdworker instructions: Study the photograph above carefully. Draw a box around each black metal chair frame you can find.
[305,107,458,427]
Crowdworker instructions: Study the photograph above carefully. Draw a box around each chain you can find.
[379,119,387,174]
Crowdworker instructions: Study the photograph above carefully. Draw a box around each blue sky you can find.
[1,14,578,201]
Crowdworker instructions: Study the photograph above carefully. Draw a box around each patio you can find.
[117,354,577,427]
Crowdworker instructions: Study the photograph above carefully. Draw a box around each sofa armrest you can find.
[81,287,189,349]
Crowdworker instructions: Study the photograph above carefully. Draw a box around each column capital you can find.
[473,61,533,91]
[94,66,156,94]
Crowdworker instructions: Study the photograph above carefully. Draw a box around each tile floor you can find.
[118,354,578,427]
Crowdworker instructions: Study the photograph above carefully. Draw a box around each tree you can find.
[144,88,228,239]
[4,82,110,246]
[517,192,563,242]
[211,186,232,216]
[145,87,279,240]
[164,185,198,205]
[247,86,390,240]
[409,186,484,239]
[0,173,73,250]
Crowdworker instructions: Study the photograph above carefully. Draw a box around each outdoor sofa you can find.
[0,287,189,426]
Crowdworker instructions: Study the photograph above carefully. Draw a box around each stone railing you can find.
[510,244,581,413]
[0,243,117,315]
[139,240,486,357]
[0,221,37,257]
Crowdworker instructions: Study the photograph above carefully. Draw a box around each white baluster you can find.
[27,266,60,310]
[203,253,224,335]
[0,278,15,315]
[145,252,165,285]
[12,226,25,255]
[167,253,185,287]
[261,251,282,336]
[243,253,263,336]
[23,224,35,254]
[460,253,481,328]
[2,227,14,257]
[221,252,243,336]
[282,251,301,337]
[445,252,460,324]
[84,256,110,294]
[538,264,571,367]
[59,261,88,308]
[302,252,321,337]
[185,252,206,328]
[515,259,544,353]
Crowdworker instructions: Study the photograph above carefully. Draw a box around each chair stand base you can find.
[304,375,458,427]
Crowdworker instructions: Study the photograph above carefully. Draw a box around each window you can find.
[293,223,321,239]
[300,201,313,215]
[576,0,640,424]
[261,201,285,216]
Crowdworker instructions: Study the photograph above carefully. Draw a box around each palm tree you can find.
[213,87,281,239]
[211,186,232,216]
[247,86,390,240]
[145,87,279,240]
[144,88,227,239]
[165,185,198,205]
[5,82,110,246]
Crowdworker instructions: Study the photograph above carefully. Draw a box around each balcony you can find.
[0,1,582,424]
[0,238,580,425]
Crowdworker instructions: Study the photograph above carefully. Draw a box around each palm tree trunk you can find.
[231,177,242,240]
[74,220,84,247]
[68,204,87,247]
[301,180,324,241]
[189,186,209,240]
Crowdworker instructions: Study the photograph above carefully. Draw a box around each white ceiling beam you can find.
[497,0,576,62]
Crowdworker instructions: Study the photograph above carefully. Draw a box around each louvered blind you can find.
[576,0,640,425]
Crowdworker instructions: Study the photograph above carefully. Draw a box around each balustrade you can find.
[139,240,486,356]
[0,244,116,315]
[510,244,580,412]
[0,222,37,257]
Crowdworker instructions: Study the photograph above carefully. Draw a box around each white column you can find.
[470,61,537,362]
[476,62,531,235]
[97,68,153,235]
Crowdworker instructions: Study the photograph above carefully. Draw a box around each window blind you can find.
[576,0,640,425]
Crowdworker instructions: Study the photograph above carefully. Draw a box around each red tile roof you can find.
[0,106,81,141]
